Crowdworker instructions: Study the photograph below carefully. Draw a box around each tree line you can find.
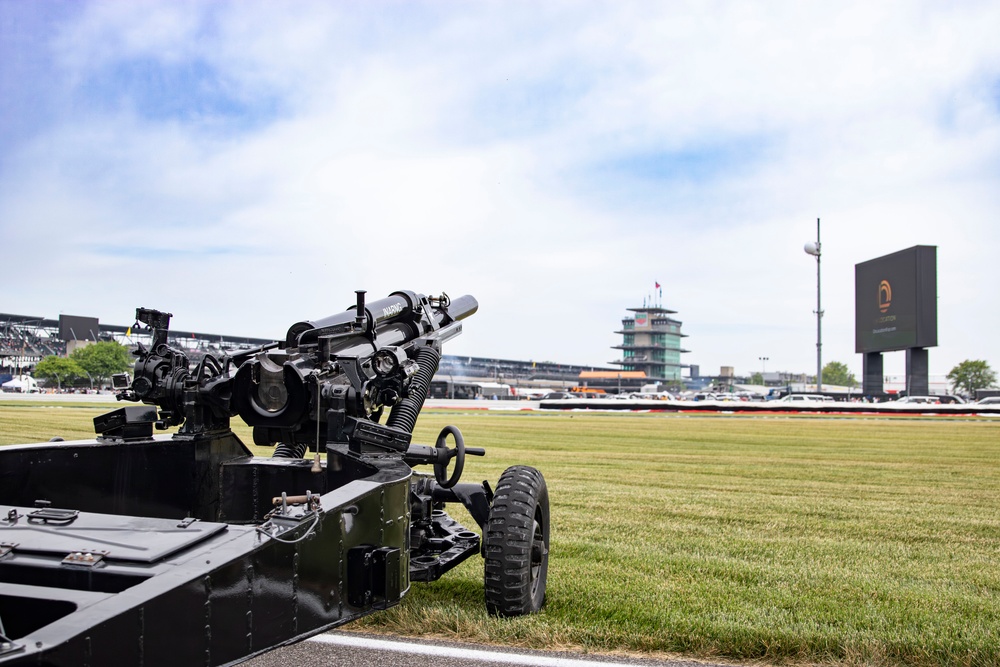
[30,342,999,397]
[33,342,132,390]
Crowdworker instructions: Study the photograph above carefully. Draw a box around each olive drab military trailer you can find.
[0,291,550,666]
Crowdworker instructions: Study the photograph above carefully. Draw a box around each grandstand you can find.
[1,314,68,373]
[1,312,272,374]
[1,311,622,392]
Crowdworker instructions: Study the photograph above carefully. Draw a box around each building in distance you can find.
[611,301,690,383]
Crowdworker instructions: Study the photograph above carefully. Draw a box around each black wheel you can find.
[434,425,465,488]
[484,465,549,616]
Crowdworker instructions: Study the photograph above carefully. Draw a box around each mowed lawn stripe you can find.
[2,404,998,666]
[374,411,1000,667]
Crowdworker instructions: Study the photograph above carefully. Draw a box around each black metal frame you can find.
[0,290,513,666]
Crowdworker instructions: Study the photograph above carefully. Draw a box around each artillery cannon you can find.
[0,291,549,666]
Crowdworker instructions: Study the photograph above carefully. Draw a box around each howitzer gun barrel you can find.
[287,291,478,348]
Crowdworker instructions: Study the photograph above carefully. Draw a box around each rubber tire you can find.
[484,465,550,616]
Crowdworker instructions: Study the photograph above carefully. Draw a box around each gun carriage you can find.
[0,291,549,666]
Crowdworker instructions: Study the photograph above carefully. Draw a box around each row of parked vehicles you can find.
[896,394,1000,405]
[773,393,1000,405]
[539,391,999,405]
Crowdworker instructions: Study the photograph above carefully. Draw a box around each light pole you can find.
[758,356,769,384]
[804,218,823,391]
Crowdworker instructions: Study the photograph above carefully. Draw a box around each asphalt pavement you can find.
[242,631,734,667]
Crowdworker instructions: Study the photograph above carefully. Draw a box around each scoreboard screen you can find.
[855,246,937,353]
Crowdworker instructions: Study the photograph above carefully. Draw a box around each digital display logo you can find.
[634,312,649,328]
[855,246,937,353]
[878,280,892,313]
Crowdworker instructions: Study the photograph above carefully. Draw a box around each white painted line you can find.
[307,633,648,667]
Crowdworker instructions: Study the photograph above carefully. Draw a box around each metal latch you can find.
[62,551,108,568]
[28,501,79,525]
[0,543,16,559]
[270,491,321,517]
[28,507,79,525]
[256,491,321,543]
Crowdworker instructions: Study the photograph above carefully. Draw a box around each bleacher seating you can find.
[1,312,613,385]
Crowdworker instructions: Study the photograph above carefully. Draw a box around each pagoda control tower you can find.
[612,296,689,382]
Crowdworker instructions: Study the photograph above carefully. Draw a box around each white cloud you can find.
[2,0,999,380]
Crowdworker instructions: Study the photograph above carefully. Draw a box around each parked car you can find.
[540,392,576,400]
[619,392,671,400]
[894,396,940,404]
[777,394,834,403]
[975,396,1000,405]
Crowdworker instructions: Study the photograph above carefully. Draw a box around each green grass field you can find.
[2,401,999,667]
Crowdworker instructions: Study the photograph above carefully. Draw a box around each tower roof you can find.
[626,306,677,315]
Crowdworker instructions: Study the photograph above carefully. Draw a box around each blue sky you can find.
[2,1,1000,381]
